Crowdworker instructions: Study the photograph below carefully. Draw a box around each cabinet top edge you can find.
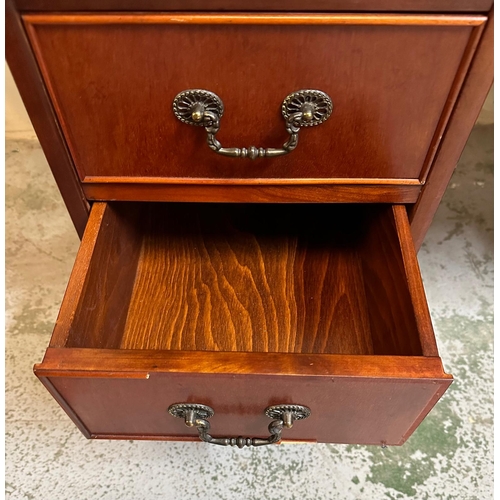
[12,0,494,14]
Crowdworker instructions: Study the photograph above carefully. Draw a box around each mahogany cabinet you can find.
[6,0,493,447]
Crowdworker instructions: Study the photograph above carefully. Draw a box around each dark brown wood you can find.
[393,206,438,356]
[24,14,479,183]
[12,3,489,446]
[84,177,421,185]
[410,8,494,249]
[65,204,143,349]
[358,205,425,357]
[13,0,494,13]
[35,349,451,445]
[83,182,422,203]
[400,379,451,444]
[5,0,89,238]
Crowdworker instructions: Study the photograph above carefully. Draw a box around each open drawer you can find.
[35,202,451,446]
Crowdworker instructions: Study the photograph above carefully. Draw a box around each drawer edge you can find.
[392,205,439,356]
[35,348,452,381]
[82,183,422,203]
[35,354,452,445]
[14,0,494,13]
[37,375,92,438]
[23,13,487,26]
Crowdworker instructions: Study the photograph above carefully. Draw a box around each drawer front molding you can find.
[24,13,486,197]
[36,349,451,445]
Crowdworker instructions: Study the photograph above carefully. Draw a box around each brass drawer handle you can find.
[168,403,311,447]
[172,89,333,159]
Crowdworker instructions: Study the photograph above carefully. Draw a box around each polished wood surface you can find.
[34,201,452,443]
[418,23,485,183]
[24,13,487,26]
[6,0,89,237]
[37,348,450,379]
[37,375,92,438]
[36,348,451,445]
[393,206,438,355]
[6,3,494,240]
[121,203,375,354]
[83,183,421,203]
[6,0,489,446]
[13,0,494,13]
[48,203,107,348]
[85,176,422,185]
[56,203,426,356]
[410,8,494,249]
[66,204,143,349]
[25,14,476,184]
[42,373,450,445]
[359,206,424,357]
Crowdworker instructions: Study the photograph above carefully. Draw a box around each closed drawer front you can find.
[24,13,486,203]
[35,202,451,445]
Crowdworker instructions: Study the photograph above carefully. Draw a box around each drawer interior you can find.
[54,202,432,358]
[39,201,449,444]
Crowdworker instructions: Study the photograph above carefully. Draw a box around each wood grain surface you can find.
[54,202,430,357]
[24,15,475,182]
[418,23,485,183]
[36,199,451,444]
[410,8,494,249]
[41,372,451,445]
[13,0,494,13]
[82,183,422,204]
[24,13,487,26]
[37,348,450,379]
[65,204,143,349]
[393,206,438,356]
[121,204,375,354]
[358,206,424,356]
[35,347,452,380]
[49,203,108,348]
[35,349,452,445]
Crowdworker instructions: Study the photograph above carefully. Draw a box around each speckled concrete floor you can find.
[5,125,493,500]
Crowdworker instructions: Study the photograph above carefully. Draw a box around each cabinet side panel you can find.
[6,0,89,237]
[410,9,493,249]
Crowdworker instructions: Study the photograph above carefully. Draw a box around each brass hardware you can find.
[168,403,311,448]
[172,89,332,159]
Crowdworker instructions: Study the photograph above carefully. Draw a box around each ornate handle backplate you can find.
[172,89,333,159]
[168,403,311,448]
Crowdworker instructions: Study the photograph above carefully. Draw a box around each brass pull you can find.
[168,403,311,448]
[172,89,333,159]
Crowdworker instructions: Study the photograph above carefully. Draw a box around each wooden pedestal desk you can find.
[6,0,493,447]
